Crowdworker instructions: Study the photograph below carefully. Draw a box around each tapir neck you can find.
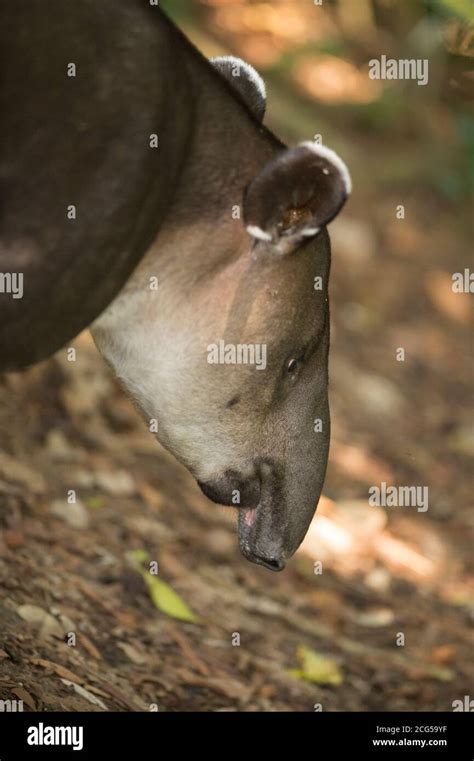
[132,11,283,284]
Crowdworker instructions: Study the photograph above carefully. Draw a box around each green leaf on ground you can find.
[139,569,199,623]
[290,645,343,686]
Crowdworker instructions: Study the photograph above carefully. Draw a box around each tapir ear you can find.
[243,142,352,256]
[210,56,266,122]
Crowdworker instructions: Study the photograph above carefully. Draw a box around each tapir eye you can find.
[287,358,301,375]
[286,343,312,378]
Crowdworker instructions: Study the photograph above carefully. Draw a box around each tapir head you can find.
[92,56,351,571]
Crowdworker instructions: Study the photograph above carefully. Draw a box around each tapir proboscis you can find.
[0,1,351,570]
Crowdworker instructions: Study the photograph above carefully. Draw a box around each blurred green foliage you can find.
[428,0,473,19]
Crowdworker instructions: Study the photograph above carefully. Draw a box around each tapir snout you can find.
[238,448,329,572]
[199,457,320,572]
[198,460,287,570]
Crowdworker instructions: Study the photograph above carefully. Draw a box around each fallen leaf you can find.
[167,623,209,675]
[117,642,147,665]
[11,686,37,711]
[177,668,249,700]
[290,645,343,686]
[131,552,198,623]
[88,680,142,711]
[60,679,107,710]
[30,658,84,685]
[139,569,199,624]
[77,632,102,660]
[83,684,111,700]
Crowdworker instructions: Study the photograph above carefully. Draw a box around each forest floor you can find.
[0,0,472,712]
[0,195,471,711]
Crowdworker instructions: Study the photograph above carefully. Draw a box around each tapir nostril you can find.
[197,471,261,508]
[246,553,285,572]
[270,559,284,571]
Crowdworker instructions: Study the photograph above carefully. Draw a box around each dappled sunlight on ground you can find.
[299,496,456,588]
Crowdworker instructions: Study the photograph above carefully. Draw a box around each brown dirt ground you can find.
[0,0,472,713]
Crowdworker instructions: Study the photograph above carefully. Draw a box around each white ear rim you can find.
[246,224,272,242]
[300,141,352,196]
[210,55,267,103]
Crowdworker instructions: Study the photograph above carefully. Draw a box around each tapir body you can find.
[0,1,351,570]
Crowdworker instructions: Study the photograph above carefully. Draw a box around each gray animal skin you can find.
[0,1,351,571]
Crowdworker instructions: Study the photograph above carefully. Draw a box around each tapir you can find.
[0,1,351,570]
